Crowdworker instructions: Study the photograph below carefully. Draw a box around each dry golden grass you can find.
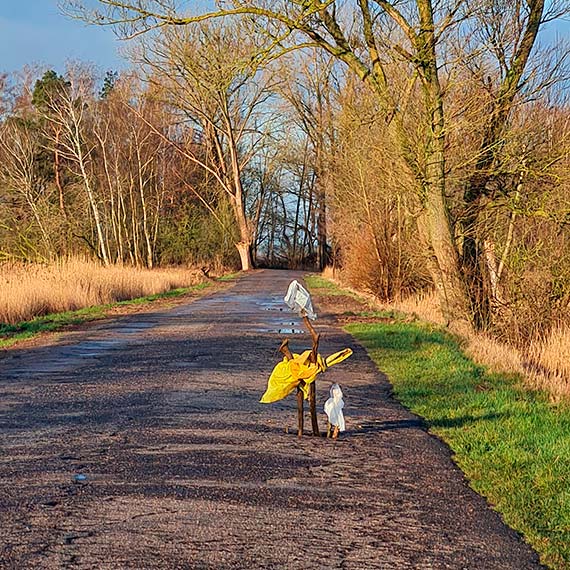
[389,290,446,326]
[390,293,570,398]
[0,258,206,325]
[390,290,570,397]
[321,266,337,281]
[528,326,570,378]
[464,334,525,376]
[526,326,570,400]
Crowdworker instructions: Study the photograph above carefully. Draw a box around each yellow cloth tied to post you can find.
[260,348,353,403]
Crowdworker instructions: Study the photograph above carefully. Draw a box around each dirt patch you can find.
[311,293,369,319]
[335,313,398,325]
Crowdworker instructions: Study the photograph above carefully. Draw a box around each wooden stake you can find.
[303,316,321,437]
[280,316,322,438]
[303,315,320,364]
[278,339,293,360]
[309,382,320,437]
[297,385,304,437]
[280,338,305,437]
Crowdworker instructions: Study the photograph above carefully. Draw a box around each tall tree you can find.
[457,0,548,328]
[0,118,55,258]
[37,66,110,265]
[137,21,275,270]
[32,70,72,227]
[279,51,338,270]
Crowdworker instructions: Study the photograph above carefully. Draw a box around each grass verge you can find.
[216,271,241,282]
[0,281,213,349]
[347,320,570,569]
[306,274,570,568]
[305,274,365,299]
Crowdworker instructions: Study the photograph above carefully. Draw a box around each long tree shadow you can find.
[429,412,506,429]
[352,418,427,433]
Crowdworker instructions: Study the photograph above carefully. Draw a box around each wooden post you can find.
[280,316,322,438]
[303,315,321,437]
[309,382,320,436]
[303,315,320,364]
[280,340,304,437]
[297,386,304,438]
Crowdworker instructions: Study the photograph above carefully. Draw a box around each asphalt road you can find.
[0,270,543,569]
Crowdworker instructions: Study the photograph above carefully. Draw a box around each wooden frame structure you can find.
[278,315,321,438]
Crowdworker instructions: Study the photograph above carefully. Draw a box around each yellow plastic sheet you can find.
[260,348,353,403]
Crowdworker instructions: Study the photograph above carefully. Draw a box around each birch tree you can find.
[0,119,55,258]
[38,67,110,265]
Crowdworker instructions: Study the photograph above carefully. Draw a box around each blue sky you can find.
[0,1,568,75]
[0,0,125,74]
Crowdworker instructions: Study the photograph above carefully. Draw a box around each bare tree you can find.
[278,51,338,270]
[37,66,110,265]
[0,119,54,258]
[133,21,276,270]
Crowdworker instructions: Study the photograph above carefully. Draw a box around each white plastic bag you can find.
[324,383,345,431]
[284,280,317,320]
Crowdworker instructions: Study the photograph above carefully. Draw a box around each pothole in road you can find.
[114,322,156,334]
[256,328,305,334]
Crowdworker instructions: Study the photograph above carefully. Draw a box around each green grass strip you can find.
[216,271,241,282]
[305,274,364,299]
[0,281,212,348]
[347,320,570,569]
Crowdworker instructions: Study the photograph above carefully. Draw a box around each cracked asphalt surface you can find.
[0,270,542,569]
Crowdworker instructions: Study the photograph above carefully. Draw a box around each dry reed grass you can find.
[526,327,570,400]
[321,268,570,399]
[464,334,525,376]
[321,266,337,281]
[389,290,446,326]
[389,289,570,397]
[0,258,206,325]
[391,292,570,399]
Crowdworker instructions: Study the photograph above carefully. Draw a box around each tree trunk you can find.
[53,128,69,256]
[68,107,109,265]
[461,188,491,329]
[231,185,253,271]
[459,0,544,329]
[418,189,472,335]
[415,2,472,334]
[135,145,154,268]
[315,131,328,271]
[235,240,253,271]
[78,153,109,266]
[227,123,253,271]
[316,187,328,271]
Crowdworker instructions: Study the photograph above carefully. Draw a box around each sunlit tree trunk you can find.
[411,0,472,332]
